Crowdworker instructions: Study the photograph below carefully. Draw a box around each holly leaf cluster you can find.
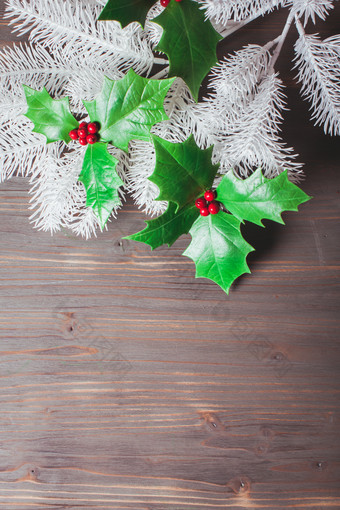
[23,69,174,228]
[125,134,219,248]
[125,136,311,294]
[97,0,221,102]
[83,71,174,152]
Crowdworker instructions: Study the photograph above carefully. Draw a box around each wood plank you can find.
[0,1,340,509]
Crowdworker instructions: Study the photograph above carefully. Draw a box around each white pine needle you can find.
[0,116,47,182]
[197,0,287,24]
[127,139,166,216]
[294,32,340,136]
[0,90,26,124]
[184,45,302,178]
[145,2,164,48]
[216,74,303,178]
[29,147,78,234]
[290,0,334,25]
[68,206,100,239]
[0,43,73,97]
[5,0,154,76]
[28,144,97,236]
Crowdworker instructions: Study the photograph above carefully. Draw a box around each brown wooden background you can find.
[1,2,340,509]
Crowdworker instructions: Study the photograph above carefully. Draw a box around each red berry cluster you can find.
[69,122,100,146]
[160,0,182,7]
[195,190,220,216]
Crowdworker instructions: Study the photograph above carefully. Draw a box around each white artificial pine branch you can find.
[289,0,334,25]
[294,20,340,136]
[0,42,71,123]
[184,45,302,178]
[183,45,273,150]
[28,143,101,237]
[0,116,47,182]
[268,9,295,71]
[0,43,72,97]
[215,74,303,178]
[0,41,87,123]
[5,0,154,76]
[197,0,287,25]
[68,206,99,239]
[29,144,80,234]
[145,2,165,48]
[0,90,26,124]
[127,140,164,216]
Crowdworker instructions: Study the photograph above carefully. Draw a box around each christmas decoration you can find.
[125,138,310,293]
[0,0,338,293]
[22,70,174,227]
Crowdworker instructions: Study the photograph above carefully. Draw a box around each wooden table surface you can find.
[1,3,340,509]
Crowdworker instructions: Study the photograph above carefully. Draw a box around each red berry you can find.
[78,127,87,138]
[208,201,220,215]
[195,197,207,209]
[69,129,79,140]
[200,207,210,217]
[175,0,183,2]
[160,0,170,6]
[86,134,97,145]
[88,122,99,134]
[204,189,216,202]
[79,121,88,129]
[79,137,88,146]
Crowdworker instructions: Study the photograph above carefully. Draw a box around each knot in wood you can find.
[228,476,251,495]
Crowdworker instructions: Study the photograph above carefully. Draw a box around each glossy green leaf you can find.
[23,86,78,143]
[83,69,175,152]
[149,135,219,211]
[183,213,254,294]
[153,0,222,101]
[217,169,311,226]
[98,0,155,27]
[79,143,123,229]
[124,201,199,250]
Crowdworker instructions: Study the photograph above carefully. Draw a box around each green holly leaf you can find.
[124,201,199,250]
[23,86,78,143]
[78,143,123,229]
[217,169,311,226]
[98,0,155,27]
[149,135,219,211]
[183,213,254,294]
[153,0,222,101]
[83,69,175,152]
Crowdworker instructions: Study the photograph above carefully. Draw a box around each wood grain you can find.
[1,2,340,509]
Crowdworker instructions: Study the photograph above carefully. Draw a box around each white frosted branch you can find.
[289,0,334,25]
[197,0,288,25]
[5,0,154,76]
[0,116,47,182]
[294,24,340,135]
[269,9,295,71]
